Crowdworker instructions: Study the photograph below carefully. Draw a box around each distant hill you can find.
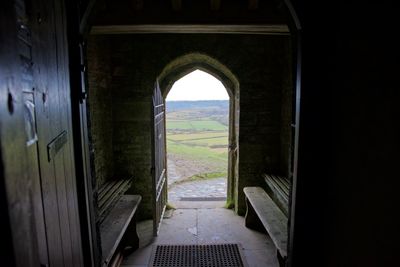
[166,100,229,126]
[166,100,228,112]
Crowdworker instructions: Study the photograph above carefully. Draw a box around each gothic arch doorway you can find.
[152,53,240,233]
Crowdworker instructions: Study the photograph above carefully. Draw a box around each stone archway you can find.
[158,53,240,209]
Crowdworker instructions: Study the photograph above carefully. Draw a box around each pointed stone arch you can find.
[158,53,239,98]
[158,53,240,209]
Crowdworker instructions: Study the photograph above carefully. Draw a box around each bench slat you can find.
[98,180,125,209]
[263,174,290,216]
[244,187,288,258]
[100,194,141,266]
[97,179,132,223]
[264,174,290,199]
[98,180,119,200]
[270,175,289,195]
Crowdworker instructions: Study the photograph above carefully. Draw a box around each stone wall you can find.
[88,34,292,218]
[87,36,114,189]
[280,42,293,179]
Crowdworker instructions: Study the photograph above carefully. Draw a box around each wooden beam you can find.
[210,0,221,11]
[248,0,258,10]
[171,0,182,11]
[91,24,290,35]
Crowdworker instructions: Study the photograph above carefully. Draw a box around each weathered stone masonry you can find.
[87,34,292,219]
[87,36,114,189]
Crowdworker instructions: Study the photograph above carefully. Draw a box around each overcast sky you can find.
[166,70,229,101]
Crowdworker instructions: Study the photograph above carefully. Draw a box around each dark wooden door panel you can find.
[31,0,67,265]
[29,0,84,266]
[24,92,50,266]
[54,0,84,264]
[0,1,42,266]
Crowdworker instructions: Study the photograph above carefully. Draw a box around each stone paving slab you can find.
[170,201,226,209]
[168,177,227,203]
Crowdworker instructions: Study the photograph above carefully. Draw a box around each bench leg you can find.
[244,197,267,233]
[120,214,140,256]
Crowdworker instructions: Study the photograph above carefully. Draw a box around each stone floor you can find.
[121,204,279,267]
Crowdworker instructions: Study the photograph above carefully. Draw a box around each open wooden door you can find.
[0,0,85,266]
[152,81,167,236]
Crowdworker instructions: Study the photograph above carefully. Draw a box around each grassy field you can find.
[167,132,227,141]
[167,120,228,131]
[166,101,229,180]
[167,140,227,161]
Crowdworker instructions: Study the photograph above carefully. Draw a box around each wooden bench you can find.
[243,187,288,267]
[97,179,141,266]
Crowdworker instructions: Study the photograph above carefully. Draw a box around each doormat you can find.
[149,243,247,267]
[180,197,227,201]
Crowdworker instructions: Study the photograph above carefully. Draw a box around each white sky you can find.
[166,70,229,101]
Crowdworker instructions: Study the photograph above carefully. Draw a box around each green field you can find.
[167,132,227,141]
[167,140,227,161]
[166,101,229,179]
[167,120,228,131]
[166,121,193,130]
